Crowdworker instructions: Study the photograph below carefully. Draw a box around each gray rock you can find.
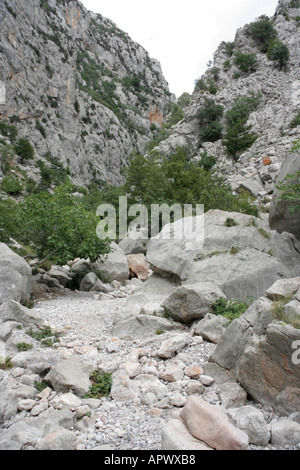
[194,313,229,343]
[93,242,129,284]
[0,389,18,423]
[0,243,32,306]
[218,382,247,409]
[157,333,190,359]
[35,429,78,450]
[210,292,300,416]
[44,358,93,397]
[0,409,75,450]
[161,418,213,450]
[79,272,108,293]
[0,300,45,328]
[269,152,300,241]
[265,277,300,301]
[162,283,226,324]
[271,419,300,446]
[146,210,300,302]
[227,406,270,446]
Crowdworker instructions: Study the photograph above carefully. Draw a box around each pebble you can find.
[0,291,298,451]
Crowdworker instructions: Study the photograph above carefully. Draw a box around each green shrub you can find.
[84,371,112,399]
[14,138,34,163]
[246,15,277,52]
[0,175,23,195]
[199,150,217,171]
[17,343,33,351]
[197,99,224,147]
[267,40,290,70]
[0,121,18,142]
[212,298,249,322]
[234,52,258,74]
[276,170,300,213]
[225,217,239,227]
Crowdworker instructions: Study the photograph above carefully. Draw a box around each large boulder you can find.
[0,243,32,305]
[146,210,300,301]
[209,280,300,416]
[162,282,226,324]
[179,396,249,450]
[93,242,129,284]
[269,151,300,241]
[44,358,93,397]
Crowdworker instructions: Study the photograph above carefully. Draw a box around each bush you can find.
[267,40,290,69]
[290,111,300,128]
[14,138,34,163]
[246,15,277,52]
[14,183,112,265]
[0,175,23,195]
[199,150,216,171]
[212,297,249,322]
[234,52,258,74]
[196,99,224,147]
[84,371,112,399]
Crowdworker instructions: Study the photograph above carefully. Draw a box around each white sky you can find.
[80,0,279,97]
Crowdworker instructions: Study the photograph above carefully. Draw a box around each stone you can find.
[0,389,18,423]
[162,283,226,324]
[0,243,32,306]
[159,364,184,382]
[0,409,75,450]
[218,382,247,409]
[157,333,190,359]
[79,272,108,293]
[127,254,151,281]
[47,268,72,287]
[284,300,300,320]
[180,396,249,450]
[265,277,300,301]
[184,365,203,379]
[161,418,213,450]
[35,429,77,451]
[227,406,270,446]
[93,242,129,284]
[271,419,300,446]
[0,300,45,328]
[119,227,149,255]
[44,358,93,397]
[186,381,206,396]
[269,151,300,241]
[110,370,140,402]
[146,210,300,302]
[194,313,229,343]
[133,374,169,399]
[112,312,184,338]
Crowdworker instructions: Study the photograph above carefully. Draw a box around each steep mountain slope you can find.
[155,0,300,204]
[0,0,172,187]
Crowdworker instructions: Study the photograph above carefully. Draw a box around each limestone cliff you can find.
[0,0,172,186]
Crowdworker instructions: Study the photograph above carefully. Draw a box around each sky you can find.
[80,0,279,97]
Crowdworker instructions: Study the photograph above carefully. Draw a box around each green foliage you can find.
[290,111,300,128]
[224,42,235,57]
[0,197,18,243]
[196,99,224,147]
[246,15,277,52]
[122,147,258,218]
[225,217,239,227]
[14,138,34,163]
[212,297,249,322]
[84,371,112,399]
[198,150,216,171]
[167,103,184,126]
[234,52,258,75]
[17,342,33,351]
[177,92,192,108]
[267,40,290,70]
[12,183,111,265]
[290,0,300,8]
[0,121,18,143]
[0,175,23,195]
[276,171,300,213]
[223,119,258,161]
[222,93,261,160]
[26,325,58,343]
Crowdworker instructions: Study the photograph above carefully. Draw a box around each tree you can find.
[276,171,300,212]
[246,15,277,52]
[234,52,258,75]
[223,118,258,161]
[196,99,224,147]
[15,184,111,265]
[267,40,290,70]
[14,138,34,163]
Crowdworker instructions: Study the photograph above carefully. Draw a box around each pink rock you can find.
[180,396,249,450]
